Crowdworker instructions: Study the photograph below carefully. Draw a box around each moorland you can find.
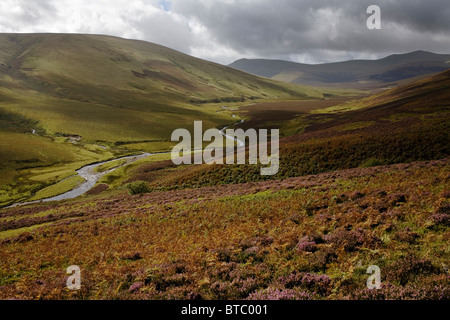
[0,34,448,300]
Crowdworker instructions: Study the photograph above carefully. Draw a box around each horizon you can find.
[2,31,450,67]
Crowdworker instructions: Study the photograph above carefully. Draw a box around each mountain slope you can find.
[0,33,326,144]
[143,70,450,189]
[229,51,450,88]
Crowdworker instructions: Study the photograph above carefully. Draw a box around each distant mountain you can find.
[229,51,450,88]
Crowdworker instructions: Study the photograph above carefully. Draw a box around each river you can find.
[8,119,245,208]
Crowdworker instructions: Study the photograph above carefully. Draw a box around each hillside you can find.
[229,51,450,88]
[0,157,448,300]
[0,33,327,143]
[140,70,450,189]
[1,70,448,299]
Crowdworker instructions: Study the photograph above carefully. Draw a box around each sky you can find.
[0,0,449,65]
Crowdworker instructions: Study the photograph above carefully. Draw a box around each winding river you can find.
[8,119,245,208]
[8,153,159,208]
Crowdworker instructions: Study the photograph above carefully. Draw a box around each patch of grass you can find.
[29,175,85,201]
[360,158,386,168]
[0,131,114,207]
[311,99,368,114]
[334,121,376,132]
[95,159,129,173]
[0,222,53,240]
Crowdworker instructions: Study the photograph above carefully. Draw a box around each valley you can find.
[0,34,448,301]
[0,33,349,207]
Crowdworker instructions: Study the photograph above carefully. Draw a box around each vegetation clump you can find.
[126,181,150,195]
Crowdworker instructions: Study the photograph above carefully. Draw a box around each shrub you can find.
[436,203,449,214]
[386,256,437,286]
[388,193,407,206]
[309,248,338,271]
[297,236,317,253]
[429,213,449,227]
[278,272,331,296]
[301,273,331,295]
[394,230,420,244]
[360,158,385,168]
[128,282,143,294]
[278,271,304,289]
[350,282,449,300]
[324,229,365,252]
[324,228,381,252]
[143,267,189,291]
[120,252,143,261]
[350,191,366,201]
[126,181,150,195]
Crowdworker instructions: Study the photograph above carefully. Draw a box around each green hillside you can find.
[0,68,448,299]
[0,33,327,143]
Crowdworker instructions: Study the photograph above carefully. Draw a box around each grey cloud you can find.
[380,0,450,33]
[171,0,450,63]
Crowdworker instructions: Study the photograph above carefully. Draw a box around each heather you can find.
[0,158,448,300]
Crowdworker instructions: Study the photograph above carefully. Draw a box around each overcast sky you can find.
[0,0,449,65]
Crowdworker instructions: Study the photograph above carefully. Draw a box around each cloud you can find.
[0,0,449,64]
[0,0,195,53]
[170,0,450,63]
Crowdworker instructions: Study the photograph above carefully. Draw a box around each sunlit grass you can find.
[29,175,85,201]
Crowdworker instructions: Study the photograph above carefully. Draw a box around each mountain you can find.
[0,33,325,144]
[229,51,450,88]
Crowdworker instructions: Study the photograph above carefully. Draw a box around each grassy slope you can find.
[0,33,327,143]
[0,36,448,300]
[0,158,448,299]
